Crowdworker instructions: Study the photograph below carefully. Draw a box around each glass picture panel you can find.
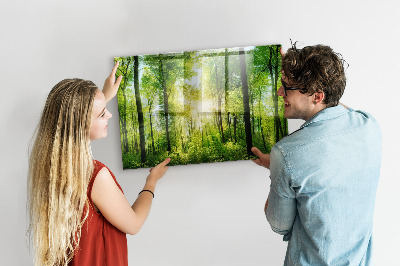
[115,44,287,169]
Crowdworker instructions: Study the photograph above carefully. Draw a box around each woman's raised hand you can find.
[103,61,123,103]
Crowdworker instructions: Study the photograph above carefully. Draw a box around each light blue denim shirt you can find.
[266,105,382,266]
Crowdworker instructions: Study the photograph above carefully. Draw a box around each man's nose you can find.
[277,85,285,97]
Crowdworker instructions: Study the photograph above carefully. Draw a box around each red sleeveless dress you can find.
[69,160,128,266]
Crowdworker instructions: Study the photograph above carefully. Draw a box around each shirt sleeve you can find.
[266,146,297,241]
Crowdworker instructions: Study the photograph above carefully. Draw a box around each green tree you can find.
[115,56,134,154]
[239,47,253,156]
[133,56,146,164]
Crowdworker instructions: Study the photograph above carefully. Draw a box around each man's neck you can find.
[304,104,327,121]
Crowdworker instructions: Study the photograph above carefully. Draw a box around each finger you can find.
[251,147,263,157]
[280,46,285,57]
[111,61,120,77]
[115,75,123,87]
[251,158,262,166]
[161,158,171,166]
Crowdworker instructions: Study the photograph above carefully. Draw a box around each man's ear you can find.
[313,92,325,105]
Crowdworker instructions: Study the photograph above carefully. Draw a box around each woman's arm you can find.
[339,102,350,109]
[91,158,170,235]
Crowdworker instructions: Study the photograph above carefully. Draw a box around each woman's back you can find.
[28,65,170,265]
[69,160,127,266]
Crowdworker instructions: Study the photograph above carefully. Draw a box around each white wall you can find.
[1,0,398,265]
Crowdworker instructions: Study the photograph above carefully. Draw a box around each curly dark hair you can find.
[282,43,348,107]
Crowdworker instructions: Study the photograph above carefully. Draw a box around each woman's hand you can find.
[146,158,171,186]
[103,61,123,103]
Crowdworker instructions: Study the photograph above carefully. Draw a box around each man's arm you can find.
[265,147,297,239]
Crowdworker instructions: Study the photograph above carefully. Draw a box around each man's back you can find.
[267,105,382,266]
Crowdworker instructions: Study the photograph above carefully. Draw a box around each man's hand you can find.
[264,199,269,213]
[103,61,123,103]
[280,46,285,57]
[251,147,271,169]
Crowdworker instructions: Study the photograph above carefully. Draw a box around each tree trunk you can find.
[148,101,155,154]
[121,88,129,153]
[251,89,254,135]
[233,113,237,143]
[275,46,285,139]
[274,46,284,139]
[258,88,267,151]
[227,112,232,142]
[269,46,284,142]
[239,47,253,156]
[134,55,146,164]
[130,101,136,153]
[215,64,224,142]
[119,58,132,154]
[225,49,231,141]
[160,58,171,152]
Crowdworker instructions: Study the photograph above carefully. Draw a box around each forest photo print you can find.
[115,45,287,169]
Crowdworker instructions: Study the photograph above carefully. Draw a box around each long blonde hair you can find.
[28,79,98,265]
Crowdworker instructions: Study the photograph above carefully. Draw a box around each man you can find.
[252,44,382,265]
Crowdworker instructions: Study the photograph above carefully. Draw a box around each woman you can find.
[27,62,170,265]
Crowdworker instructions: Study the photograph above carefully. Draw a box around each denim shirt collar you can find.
[300,105,349,129]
